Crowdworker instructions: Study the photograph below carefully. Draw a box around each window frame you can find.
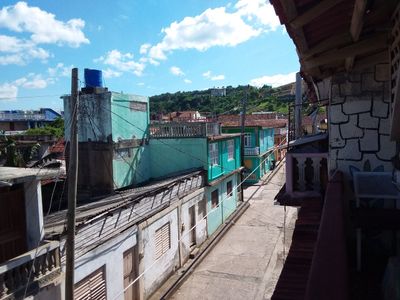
[209,142,219,166]
[154,222,171,260]
[226,181,233,198]
[244,133,252,147]
[227,139,234,161]
[211,189,219,208]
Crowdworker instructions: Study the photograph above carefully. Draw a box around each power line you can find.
[111,137,287,300]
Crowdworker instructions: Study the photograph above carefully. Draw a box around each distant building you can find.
[158,110,207,122]
[0,108,61,132]
[210,87,226,97]
[219,114,287,183]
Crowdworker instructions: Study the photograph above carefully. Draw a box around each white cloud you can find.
[250,72,296,88]
[14,74,48,89]
[235,0,280,31]
[203,70,225,81]
[141,1,281,65]
[0,82,18,99]
[170,66,184,76]
[95,49,145,76]
[0,34,50,65]
[184,79,192,84]
[102,68,122,79]
[202,71,211,78]
[0,1,89,47]
[147,6,260,64]
[137,82,145,86]
[139,43,151,55]
[211,74,225,81]
[47,63,72,77]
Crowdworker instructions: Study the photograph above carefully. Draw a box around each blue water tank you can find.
[84,68,103,88]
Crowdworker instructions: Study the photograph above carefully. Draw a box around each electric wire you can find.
[111,136,287,300]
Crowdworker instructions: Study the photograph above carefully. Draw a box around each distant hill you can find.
[149,84,295,115]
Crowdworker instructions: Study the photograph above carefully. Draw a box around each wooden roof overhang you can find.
[270,0,398,81]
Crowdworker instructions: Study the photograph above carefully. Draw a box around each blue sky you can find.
[0,0,299,111]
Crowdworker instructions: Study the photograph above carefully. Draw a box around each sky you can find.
[0,0,299,111]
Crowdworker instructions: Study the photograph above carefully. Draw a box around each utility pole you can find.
[65,68,79,300]
[295,72,302,139]
[239,85,248,201]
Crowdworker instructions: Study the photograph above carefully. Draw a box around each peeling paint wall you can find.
[142,209,179,299]
[180,188,207,262]
[328,63,396,179]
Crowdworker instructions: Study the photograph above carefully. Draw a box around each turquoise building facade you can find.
[64,91,151,195]
[222,126,275,184]
[148,129,241,236]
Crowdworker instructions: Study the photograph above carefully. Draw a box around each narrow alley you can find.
[169,163,298,300]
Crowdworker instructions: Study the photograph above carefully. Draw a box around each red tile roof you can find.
[218,115,287,128]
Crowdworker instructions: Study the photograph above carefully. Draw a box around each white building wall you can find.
[180,188,207,262]
[141,209,179,299]
[24,180,44,249]
[70,226,138,300]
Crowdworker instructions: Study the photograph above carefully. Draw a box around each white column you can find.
[297,156,307,191]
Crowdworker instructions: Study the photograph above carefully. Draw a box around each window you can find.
[211,189,219,208]
[244,133,252,147]
[227,140,234,160]
[114,147,131,159]
[75,267,106,300]
[155,222,170,259]
[227,181,232,197]
[198,198,206,217]
[209,143,219,165]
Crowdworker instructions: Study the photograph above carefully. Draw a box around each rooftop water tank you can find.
[84,68,103,88]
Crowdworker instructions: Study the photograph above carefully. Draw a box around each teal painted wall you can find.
[206,173,239,235]
[244,157,261,183]
[149,138,207,179]
[207,136,241,182]
[110,93,151,187]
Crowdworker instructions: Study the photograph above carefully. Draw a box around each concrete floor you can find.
[170,165,298,300]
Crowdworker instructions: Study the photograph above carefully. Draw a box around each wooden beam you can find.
[302,32,352,59]
[346,0,368,71]
[280,0,309,52]
[290,0,346,29]
[350,0,368,41]
[303,33,389,69]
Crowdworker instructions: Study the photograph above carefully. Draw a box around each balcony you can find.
[150,122,221,138]
[244,147,260,156]
[0,240,61,300]
[285,152,328,197]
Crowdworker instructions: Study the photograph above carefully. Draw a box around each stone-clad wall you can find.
[328,63,396,178]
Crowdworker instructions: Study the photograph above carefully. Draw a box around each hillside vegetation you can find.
[150,85,292,115]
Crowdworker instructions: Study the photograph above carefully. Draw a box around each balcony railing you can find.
[0,240,61,300]
[285,152,328,196]
[244,147,260,156]
[150,122,221,138]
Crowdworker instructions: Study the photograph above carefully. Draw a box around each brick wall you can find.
[328,63,396,178]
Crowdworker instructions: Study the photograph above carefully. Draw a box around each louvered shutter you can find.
[155,222,170,259]
[75,266,106,300]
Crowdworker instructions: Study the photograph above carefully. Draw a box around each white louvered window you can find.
[227,140,234,160]
[209,143,219,166]
[244,133,252,147]
[75,266,106,300]
[155,222,171,259]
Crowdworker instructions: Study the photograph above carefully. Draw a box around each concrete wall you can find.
[24,180,43,250]
[71,226,138,300]
[180,188,207,262]
[328,63,397,179]
[206,173,238,235]
[149,138,207,178]
[141,209,180,299]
